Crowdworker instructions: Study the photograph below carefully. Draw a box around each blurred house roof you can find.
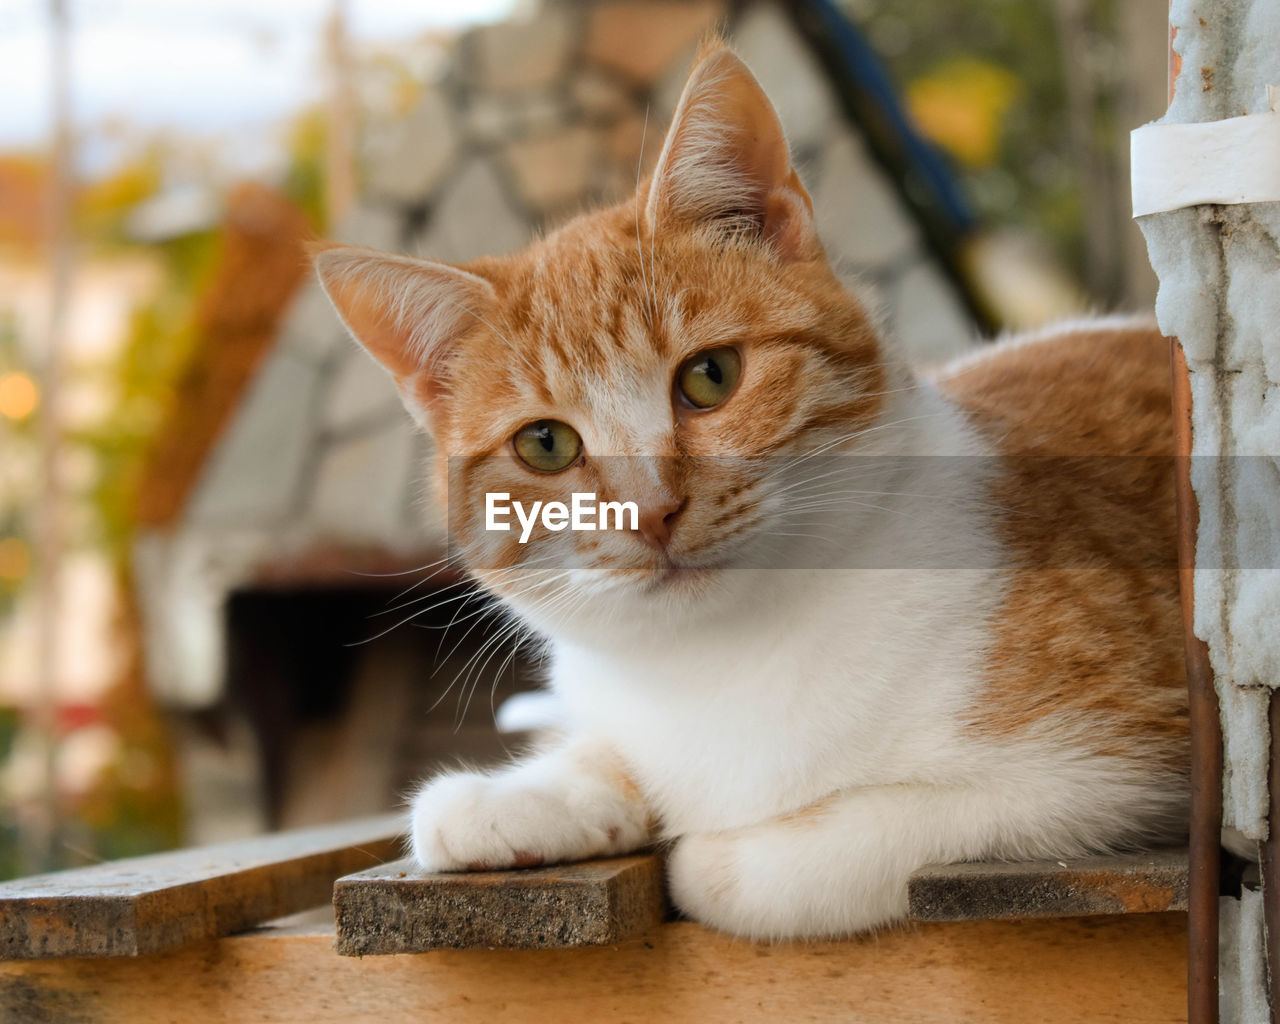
[124,185,222,244]
[0,155,47,252]
[134,181,310,529]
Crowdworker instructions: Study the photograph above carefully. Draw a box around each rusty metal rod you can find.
[1171,338,1222,1024]
[1164,16,1223,1019]
[1263,692,1280,1021]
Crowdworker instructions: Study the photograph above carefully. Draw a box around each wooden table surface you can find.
[0,914,1188,1023]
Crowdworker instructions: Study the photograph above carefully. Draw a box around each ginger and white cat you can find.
[314,44,1187,939]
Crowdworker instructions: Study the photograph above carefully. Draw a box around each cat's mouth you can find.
[645,559,719,593]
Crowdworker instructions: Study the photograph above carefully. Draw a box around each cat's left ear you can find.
[646,45,820,261]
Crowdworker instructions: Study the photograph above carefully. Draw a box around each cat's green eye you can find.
[513,420,582,473]
[677,347,742,409]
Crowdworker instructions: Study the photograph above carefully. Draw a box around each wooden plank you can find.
[0,814,402,960]
[334,855,665,954]
[909,847,1189,921]
[0,915,1187,1023]
[337,845,1187,954]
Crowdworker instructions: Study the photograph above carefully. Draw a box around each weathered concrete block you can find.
[470,7,576,93]
[504,126,602,214]
[733,2,838,151]
[331,203,402,252]
[186,349,322,527]
[572,70,637,120]
[412,159,530,263]
[364,90,458,206]
[606,112,662,176]
[0,816,401,959]
[276,284,349,362]
[584,0,720,85]
[812,130,919,268]
[908,848,1188,922]
[323,349,400,432]
[307,421,417,544]
[465,93,520,146]
[466,91,571,143]
[890,258,976,364]
[515,91,572,137]
[333,855,665,954]
[651,38,703,122]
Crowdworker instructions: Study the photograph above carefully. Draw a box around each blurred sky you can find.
[0,0,516,168]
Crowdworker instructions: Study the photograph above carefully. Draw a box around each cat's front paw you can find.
[408,770,647,873]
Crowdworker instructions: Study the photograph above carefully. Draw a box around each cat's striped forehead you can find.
[479,213,817,402]
[502,236,674,378]
[433,196,888,465]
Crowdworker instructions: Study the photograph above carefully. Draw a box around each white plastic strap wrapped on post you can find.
[1132,87,1280,217]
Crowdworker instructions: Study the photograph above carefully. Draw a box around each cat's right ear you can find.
[646,45,821,262]
[312,245,495,426]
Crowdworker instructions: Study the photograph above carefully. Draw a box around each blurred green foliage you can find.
[74,144,165,248]
[76,231,218,567]
[0,110,330,878]
[78,102,328,565]
[0,315,31,620]
[0,705,17,879]
[282,108,329,234]
[0,119,324,875]
[842,0,1123,287]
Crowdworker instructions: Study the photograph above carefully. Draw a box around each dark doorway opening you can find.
[223,582,543,828]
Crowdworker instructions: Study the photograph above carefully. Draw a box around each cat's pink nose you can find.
[635,497,685,552]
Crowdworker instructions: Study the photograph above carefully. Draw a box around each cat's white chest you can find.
[533,386,1006,836]
[549,565,1000,835]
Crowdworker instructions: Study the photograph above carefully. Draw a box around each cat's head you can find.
[315,44,903,631]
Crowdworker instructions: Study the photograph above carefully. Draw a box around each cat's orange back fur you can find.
[939,324,1186,760]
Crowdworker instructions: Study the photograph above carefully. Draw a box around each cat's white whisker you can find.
[633,105,658,329]
[432,567,572,671]
[449,577,583,726]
